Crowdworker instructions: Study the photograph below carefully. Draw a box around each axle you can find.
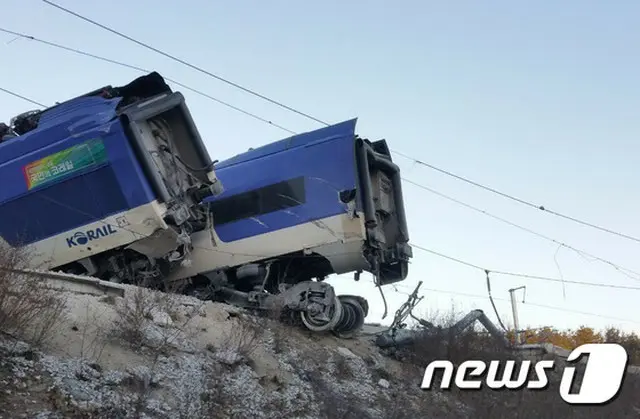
[205,281,369,337]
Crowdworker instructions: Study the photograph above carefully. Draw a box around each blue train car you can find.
[168,118,412,289]
[0,72,222,279]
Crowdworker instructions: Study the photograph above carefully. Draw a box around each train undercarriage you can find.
[52,246,371,338]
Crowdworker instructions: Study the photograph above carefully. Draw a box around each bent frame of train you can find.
[0,72,413,338]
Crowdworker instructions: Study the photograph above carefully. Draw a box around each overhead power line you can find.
[517,300,639,324]
[402,178,640,280]
[0,28,295,135]
[394,150,640,245]
[409,243,640,291]
[40,0,640,247]
[0,87,46,107]
[41,0,330,127]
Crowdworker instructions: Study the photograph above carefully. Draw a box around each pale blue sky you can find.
[2,1,639,334]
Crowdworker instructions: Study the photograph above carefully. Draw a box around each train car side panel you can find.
[206,119,358,243]
[0,108,157,248]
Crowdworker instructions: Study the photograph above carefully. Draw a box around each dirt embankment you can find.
[0,272,638,419]
[0,281,466,419]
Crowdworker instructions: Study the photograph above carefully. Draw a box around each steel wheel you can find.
[300,296,343,332]
[332,296,366,339]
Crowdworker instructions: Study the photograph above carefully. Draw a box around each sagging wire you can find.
[485,269,508,332]
[374,261,389,319]
[377,276,388,319]
[553,244,567,300]
[374,262,417,320]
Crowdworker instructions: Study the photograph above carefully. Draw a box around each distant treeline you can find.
[509,326,640,364]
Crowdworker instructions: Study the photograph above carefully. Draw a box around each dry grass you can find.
[111,286,184,351]
[192,363,234,418]
[111,287,155,349]
[258,300,297,354]
[304,370,372,419]
[108,285,208,418]
[0,244,68,346]
[217,313,265,362]
[74,301,111,364]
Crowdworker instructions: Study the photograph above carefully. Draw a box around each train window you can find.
[209,176,306,225]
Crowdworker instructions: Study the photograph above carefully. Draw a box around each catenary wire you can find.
[0,87,46,107]
[5,19,638,249]
[41,0,330,127]
[393,150,640,245]
[402,178,640,280]
[409,243,640,291]
[0,27,296,135]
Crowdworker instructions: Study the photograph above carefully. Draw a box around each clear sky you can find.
[2,1,639,334]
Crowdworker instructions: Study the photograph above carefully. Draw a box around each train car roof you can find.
[0,72,171,165]
[0,96,122,165]
[214,118,358,170]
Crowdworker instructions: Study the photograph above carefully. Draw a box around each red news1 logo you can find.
[420,343,629,405]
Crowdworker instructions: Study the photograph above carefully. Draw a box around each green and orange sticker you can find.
[23,138,107,190]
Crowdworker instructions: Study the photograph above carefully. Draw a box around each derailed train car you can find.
[0,72,412,336]
[167,117,413,333]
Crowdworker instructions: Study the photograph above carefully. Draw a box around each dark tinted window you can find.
[209,177,305,225]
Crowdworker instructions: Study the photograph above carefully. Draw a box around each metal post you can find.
[509,286,526,345]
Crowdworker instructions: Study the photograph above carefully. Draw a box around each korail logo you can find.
[66,224,118,247]
[421,343,628,405]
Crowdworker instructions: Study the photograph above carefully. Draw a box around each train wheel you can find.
[299,296,343,332]
[332,296,366,339]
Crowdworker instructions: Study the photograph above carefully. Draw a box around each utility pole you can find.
[509,286,526,345]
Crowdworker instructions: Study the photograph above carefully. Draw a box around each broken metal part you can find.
[375,309,511,349]
[390,280,424,330]
[374,281,511,350]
